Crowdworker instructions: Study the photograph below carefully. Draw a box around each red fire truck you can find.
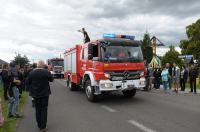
[47,58,64,78]
[64,34,146,102]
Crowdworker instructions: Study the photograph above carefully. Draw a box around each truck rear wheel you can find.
[67,78,76,91]
[122,89,136,98]
[85,79,96,102]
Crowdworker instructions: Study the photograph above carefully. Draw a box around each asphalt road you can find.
[17,79,200,132]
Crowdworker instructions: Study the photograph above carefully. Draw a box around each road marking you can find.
[101,105,117,113]
[128,120,156,132]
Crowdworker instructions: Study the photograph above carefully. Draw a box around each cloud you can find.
[0,0,200,62]
[86,0,200,19]
[157,47,181,56]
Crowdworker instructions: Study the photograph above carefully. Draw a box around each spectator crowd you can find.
[0,61,53,132]
[146,62,199,94]
[0,63,36,119]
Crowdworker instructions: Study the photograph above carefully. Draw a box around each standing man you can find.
[78,28,90,43]
[153,66,162,89]
[172,63,180,93]
[149,65,154,90]
[1,63,9,100]
[8,62,22,118]
[189,64,198,94]
[180,66,188,92]
[16,65,23,98]
[28,60,53,132]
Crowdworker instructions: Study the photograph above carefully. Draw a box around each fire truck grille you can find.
[107,70,143,81]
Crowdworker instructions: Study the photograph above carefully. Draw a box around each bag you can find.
[0,98,4,126]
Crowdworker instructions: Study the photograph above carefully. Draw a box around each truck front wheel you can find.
[85,79,96,102]
[122,89,136,98]
[67,78,76,91]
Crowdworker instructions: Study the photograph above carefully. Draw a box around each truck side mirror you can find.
[88,43,93,60]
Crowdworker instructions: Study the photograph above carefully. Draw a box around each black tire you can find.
[123,89,136,98]
[85,79,96,102]
[67,77,76,91]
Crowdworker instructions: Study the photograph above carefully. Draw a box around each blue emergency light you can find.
[103,34,135,40]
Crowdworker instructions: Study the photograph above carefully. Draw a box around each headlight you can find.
[50,71,55,74]
[104,73,111,79]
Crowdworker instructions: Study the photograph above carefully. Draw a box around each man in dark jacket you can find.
[189,64,198,94]
[16,65,24,98]
[28,60,53,132]
[153,66,162,89]
[1,63,9,100]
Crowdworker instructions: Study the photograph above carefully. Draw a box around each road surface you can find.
[17,79,200,132]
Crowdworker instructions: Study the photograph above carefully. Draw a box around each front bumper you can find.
[51,73,64,77]
[99,78,146,91]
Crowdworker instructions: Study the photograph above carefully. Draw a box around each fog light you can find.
[105,83,113,88]
[101,83,113,88]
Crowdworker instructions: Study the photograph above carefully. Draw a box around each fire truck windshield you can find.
[101,44,143,63]
[51,60,64,66]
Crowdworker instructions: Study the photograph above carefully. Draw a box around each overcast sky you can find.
[0,0,200,62]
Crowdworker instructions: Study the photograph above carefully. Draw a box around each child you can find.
[161,67,169,93]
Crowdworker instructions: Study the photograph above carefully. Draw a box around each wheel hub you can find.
[86,86,92,98]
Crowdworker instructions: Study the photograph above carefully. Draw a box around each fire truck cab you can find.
[64,34,146,102]
[47,58,64,78]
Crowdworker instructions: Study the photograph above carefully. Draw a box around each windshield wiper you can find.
[127,57,142,62]
[104,57,110,63]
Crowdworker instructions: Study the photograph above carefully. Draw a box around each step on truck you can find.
[64,34,146,102]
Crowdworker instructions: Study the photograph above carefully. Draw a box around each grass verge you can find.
[0,83,27,132]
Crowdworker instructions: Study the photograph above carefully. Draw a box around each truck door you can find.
[88,43,102,72]
[80,47,87,76]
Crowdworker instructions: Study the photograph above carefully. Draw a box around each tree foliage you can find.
[141,32,153,63]
[11,54,30,68]
[161,46,183,67]
[180,19,200,63]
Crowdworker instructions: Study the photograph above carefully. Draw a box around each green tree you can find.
[141,32,153,63]
[180,19,200,63]
[11,54,30,68]
[161,46,183,67]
